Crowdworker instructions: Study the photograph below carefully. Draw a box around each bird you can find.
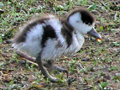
[12,7,102,83]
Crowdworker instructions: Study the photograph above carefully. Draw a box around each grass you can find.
[0,0,120,89]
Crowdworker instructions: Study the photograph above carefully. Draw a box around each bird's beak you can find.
[87,28,102,41]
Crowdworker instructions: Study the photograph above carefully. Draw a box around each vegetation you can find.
[0,0,120,89]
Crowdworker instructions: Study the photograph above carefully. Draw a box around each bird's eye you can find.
[84,21,91,25]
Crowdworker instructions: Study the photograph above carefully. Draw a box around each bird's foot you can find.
[51,65,68,78]
[43,62,68,78]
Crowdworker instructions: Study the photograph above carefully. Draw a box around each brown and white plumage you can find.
[12,8,101,83]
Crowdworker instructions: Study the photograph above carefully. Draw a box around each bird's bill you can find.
[87,28,102,41]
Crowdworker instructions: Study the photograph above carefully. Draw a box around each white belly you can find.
[13,32,84,61]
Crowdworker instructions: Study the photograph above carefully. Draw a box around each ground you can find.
[0,0,120,90]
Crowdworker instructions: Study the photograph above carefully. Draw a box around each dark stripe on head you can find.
[13,18,49,44]
[80,10,95,25]
[67,8,95,25]
[61,21,73,48]
[41,25,57,47]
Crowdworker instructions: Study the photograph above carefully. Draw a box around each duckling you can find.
[12,8,101,83]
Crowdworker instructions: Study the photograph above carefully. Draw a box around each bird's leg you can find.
[43,61,68,78]
[16,51,36,62]
[43,61,76,85]
[16,51,69,83]
[16,51,68,77]
[36,53,63,83]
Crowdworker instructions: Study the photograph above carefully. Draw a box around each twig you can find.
[79,63,87,73]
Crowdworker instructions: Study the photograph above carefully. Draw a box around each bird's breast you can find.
[63,32,84,55]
